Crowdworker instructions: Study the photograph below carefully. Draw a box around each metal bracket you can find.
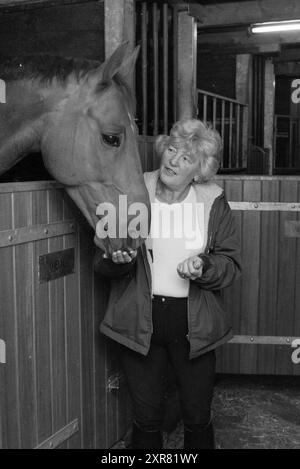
[0,339,5,364]
[35,418,79,449]
[107,372,124,392]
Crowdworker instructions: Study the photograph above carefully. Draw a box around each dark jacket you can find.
[94,170,241,359]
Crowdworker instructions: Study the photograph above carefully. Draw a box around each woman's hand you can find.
[103,250,137,264]
[177,256,204,280]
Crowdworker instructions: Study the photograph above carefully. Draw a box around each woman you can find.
[94,119,241,449]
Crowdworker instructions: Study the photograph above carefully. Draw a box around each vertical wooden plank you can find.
[236,104,240,167]
[14,191,37,448]
[242,105,249,170]
[257,180,279,374]
[172,4,178,123]
[229,102,233,168]
[163,3,168,134]
[105,341,119,447]
[32,190,53,446]
[223,179,243,374]
[293,181,300,375]
[177,10,197,119]
[141,2,148,135]
[236,55,251,169]
[239,179,261,374]
[62,196,82,448]
[0,193,19,448]
[94,271,109,449]
[264,58,275,173]
[275,180,298,375]
[48,190,67,446]
[152,2,159,135]
[79,222,96,448]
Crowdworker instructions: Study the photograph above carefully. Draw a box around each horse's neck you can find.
[0,79,67,175]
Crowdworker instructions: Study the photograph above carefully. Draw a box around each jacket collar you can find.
[143,169,223,205]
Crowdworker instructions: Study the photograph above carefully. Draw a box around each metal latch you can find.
[106,372,124,392]
[0,339,6,364]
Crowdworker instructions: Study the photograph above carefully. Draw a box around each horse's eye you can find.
[102,134,121,147]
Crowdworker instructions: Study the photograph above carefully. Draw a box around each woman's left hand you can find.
[177,256,204,280]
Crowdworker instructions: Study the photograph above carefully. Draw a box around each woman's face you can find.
[159,144,200,191]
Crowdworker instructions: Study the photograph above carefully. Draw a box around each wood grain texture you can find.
[256,180,279,375]
[275,180,299,375]
[32,190,53,445]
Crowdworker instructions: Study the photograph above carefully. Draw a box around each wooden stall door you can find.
[0,183,80,448]
[0,182,129,449]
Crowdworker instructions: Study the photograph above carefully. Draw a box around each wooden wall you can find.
[139,136,300,376]
[0,0,104,61]
[0,182,130,449]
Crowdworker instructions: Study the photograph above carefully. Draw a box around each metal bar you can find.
[163,3,168,134]
[229,102,233,167]
[221,100,225,167]
[0,181,62,193]
[173,4,178,123]
[35,418,79,449]
[242,105,249,169]
[212,97,217,129]
[0,220,76,248]
[236,104,240,167]
[289,116,293,168]
[229,335,299,345]
[203,94,207,122]
[152,2,159,135]
[228,201,300,211]
[276,114,300,119]
[0,339,5,364]
[197,88,245,105]
[141,2,148,135]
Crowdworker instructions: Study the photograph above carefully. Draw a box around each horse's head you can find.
[40,44,150,255]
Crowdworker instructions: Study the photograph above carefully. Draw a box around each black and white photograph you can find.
[0,0,299,453]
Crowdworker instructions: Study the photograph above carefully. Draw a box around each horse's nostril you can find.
[104,223,108,232]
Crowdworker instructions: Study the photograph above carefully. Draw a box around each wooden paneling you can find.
[139,136,300,375]
[0,182,129,448]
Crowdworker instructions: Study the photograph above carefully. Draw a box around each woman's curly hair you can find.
[155,119,222,182]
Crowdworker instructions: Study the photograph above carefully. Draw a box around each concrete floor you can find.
[165,374,300,449]
[115,374,300,449]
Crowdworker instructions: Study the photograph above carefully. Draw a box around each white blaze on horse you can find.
[0,43,150,255]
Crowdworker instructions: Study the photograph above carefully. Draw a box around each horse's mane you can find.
[0,54,100,84]
[0,53,135,108]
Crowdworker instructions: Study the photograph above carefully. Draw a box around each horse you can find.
[0,43,150,255]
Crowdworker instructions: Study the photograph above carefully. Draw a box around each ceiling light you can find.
[250,20,300,34]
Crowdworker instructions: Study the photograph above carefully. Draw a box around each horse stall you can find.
[1,0,300,451]
[0,0,135,449]
[0,182,131,449]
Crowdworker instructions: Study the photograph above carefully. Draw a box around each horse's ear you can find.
[101,42,131,83]
[115,45,140,83]
[87,42,139,89]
